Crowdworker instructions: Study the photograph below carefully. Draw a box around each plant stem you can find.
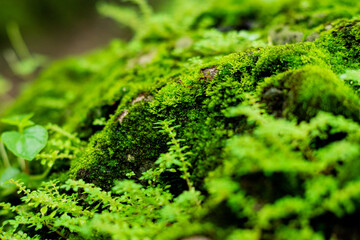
[29,165,53,181]
[6,22,31,60]
[133,0,153,22]
[18,124,23,134]
[0,142,11,168]
[24,160,29,174]
[18,158,28,174]
[165,122,194,191]
[45,222,67,239]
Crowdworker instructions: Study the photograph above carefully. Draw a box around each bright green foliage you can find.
[68,40,342,191]
[206,104,360,239]
[258,65,360,121]
[1,114,48,161]
[154,120,195,190]
[0,123,82,199]
[1,113,35,131]
[3,0,360,239]
[340,69,360,95]
[0,178,202,240]
[1,126,47,161]
[340,69,360,83]
[0,74,11,96]
[316,19,360,71]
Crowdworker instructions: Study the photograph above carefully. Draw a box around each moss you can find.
[69,41,344,190]
[258,65,360,121]
[69,64,236,190]
[5,16,360,193]
[5,1,360,238]
[315,19,360,70]
[252,43,330,79]
[73,101,169,189]
[65,19,360,191]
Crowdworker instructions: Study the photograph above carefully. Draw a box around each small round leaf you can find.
[1,125,48,161]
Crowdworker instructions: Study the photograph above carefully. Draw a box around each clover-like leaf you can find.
[1,125,48,161]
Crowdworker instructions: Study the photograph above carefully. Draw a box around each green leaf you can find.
[0,167,21,196]
[49,210,57,218]
[13,55,47,76]
[40,206,48,215]
[1,125,48,161]
[0,167,20,185]
[1,113,34,129]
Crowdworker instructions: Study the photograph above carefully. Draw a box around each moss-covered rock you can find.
[259,65,360,121]
[316,19,360,70]
[4,0,360,239]
[6,17,360,191]
[69,41,341,190]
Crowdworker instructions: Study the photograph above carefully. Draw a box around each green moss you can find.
[4,15,360,193]
[258,65,360,121]
[68,42,341,190]
[67,18,360,191]
[5,1,360,239]
[69,63,235,190]
[73,101,169,189]
[316,19,360,70]
[252,43,330,78]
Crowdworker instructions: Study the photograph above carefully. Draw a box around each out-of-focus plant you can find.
[3,22,46,77]
[0,113,48,177]
[340,69,360,95]
[0,114,83,198]
[0,74,11,96]
[0,74,12,113]
[1,113,48,162]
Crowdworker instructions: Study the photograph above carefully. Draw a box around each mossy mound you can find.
[3,0,360,239]
[259,65,360,121]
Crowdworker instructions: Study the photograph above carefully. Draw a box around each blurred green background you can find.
[0,0,137,112]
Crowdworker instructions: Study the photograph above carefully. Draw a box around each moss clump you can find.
[315,19,360,70]
[4,0,360,239]
[258,65,360,121]
[6,18,360,192]
[69,40,343,190]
